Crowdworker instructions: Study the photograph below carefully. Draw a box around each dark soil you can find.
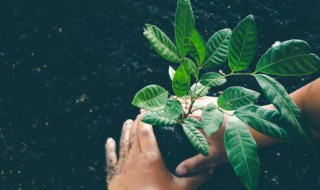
[153,125,198,174]
[0,0,320,189]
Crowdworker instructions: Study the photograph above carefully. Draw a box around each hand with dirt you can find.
[175,96,282,176]
[106,115,214,190]
[176,78,320,177]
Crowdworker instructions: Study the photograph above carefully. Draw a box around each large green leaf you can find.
[224,116,260,190]
[201,103,224,137]
[182,58,198,79]
[164,98,182,119]
[172,64,191,97]
[218,86,260,110]
[175,0,195,58]
[189,82,210,97]
[143,24,180,63]
[255,40,320,76]
[201,28,232,69]
[228,15,258,71]
[142,111,178,126]
[182,123,209,156]
[255,74,310,141]
[169,66,176,81]
[189,29,206,64]
[185,117,202,129]
[132,85,168,111]
[235,105,297,142]
[199,72,226,87]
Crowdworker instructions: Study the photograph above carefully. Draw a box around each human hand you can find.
[176,95,281,176]
[176,96,229,176]
[106,115,214,190]
[175,117,229,176]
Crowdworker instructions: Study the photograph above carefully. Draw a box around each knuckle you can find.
[120,139,129,146]
[140,126,151,137]
[107,152,116,162]
[142,152,160,164]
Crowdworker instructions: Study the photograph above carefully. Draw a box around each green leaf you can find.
[235,105,297,142]
[182,58,198,79]
[255,40,320,76]
[188,82,210,97]
[228,15,258,71]
[144,24,180,63]
[169,66,176,81]
[175,0,195,58]
[182,123,209,156]
[142,111,178,126]
[132,85,168,111]
[199,72,226,87]
[185,117,202,129]
[201,103,224,137]
[189,29,206,64]
[201,28,232,69]
[224,116,260,190]
[255,74,310,141]
[218,86,260,110]
[172,64,191,97]
[164,98,182,119]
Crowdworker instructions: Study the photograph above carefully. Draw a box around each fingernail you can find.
[125,120,133,126]
[176,167,186,176]
[106,138,112,144]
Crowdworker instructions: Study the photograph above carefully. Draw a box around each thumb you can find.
[140,109,147,114]
[176,154,211,176]
[177,169,214,190]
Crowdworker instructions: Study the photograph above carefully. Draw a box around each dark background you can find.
[0,0,319,189]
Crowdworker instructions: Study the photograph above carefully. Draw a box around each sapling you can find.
[131,0,320,189]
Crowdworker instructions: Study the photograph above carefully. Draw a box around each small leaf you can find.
[142,111,178,126]
[189,29,206,64]
[224,116,260,190]
[201,103,224,137]
[255,74,310,141]
[169,66,176,81]
[144,24,180,63]
[199,72,226,87]
[255,40,320,76]
[185,117,202,129]
[182,58,198,79]
[164,98,182,119]
[132,85,168,111]
[175,0,195,58]
[235,105,297,142]
[172,64,191,97]
[182,123,209,156]
[228,15,258,71]
[218,86,260,110]
[188,82,210,97]
[201,28,232,69]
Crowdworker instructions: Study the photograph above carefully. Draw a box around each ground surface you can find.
[0,0,320,189]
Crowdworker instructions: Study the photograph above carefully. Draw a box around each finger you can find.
[138,119,159,153]
[129,115,141,153]
[177,169,214,190]
[140,109,147,114]
[175,154,211,176]
[106,138,118,172]
[119,119,133,161]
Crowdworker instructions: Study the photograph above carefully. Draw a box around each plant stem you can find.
[190,107,203,113]
[185,72,255,117]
